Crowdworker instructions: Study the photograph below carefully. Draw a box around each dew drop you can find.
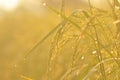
[92,50,97,54]
[115,58,117,60]
[108,71,111,74]
[49,67,52,72]
[115,6,120,10]
[14,64,17,68]
[110,51,114,54]
[58,14,61,17]
[42,2,46,6]
[113,19,120,24]
[95,41,98,44]
[81,56,85,60]
[75,71,79,76]
[98,56,101,59]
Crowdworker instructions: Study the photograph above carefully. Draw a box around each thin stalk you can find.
[93,26,106,80]
[44,3,82,30]
[107,0,120,63]
[107,0,117,20]
[83,58,115,80]
[88,0,93,14]
[60,0,65,20]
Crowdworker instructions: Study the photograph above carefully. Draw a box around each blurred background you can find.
[0,0,113,80]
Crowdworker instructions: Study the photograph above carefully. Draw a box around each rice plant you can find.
[20,0,120,80]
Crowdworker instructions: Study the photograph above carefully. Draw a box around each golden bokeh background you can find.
[0,0,115,80]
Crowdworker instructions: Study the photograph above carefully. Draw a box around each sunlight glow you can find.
[0,0,20,11]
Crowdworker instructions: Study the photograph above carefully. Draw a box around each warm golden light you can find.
[0,0,20,11]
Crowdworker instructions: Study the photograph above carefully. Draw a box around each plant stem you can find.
[93,26,106,80]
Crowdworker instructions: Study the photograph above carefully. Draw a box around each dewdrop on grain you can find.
[98,56,101,59]
[58,14,61,17]
[81,56,85,60]
[115,57,118,60]
[42,2,46,6]
[14,64,17,68]
[113,20,120,24]
[115,6,120,9]
[94,38,98,44]
[75,71,80,76]
[110,51,114,54]
[95,41,98,44]
[108,71,111,74]
[92,50,97,54]
[20,75,33,80]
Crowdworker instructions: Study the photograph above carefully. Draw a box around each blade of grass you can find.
[24,20,66,58]
[43,3,82,30]
[83,58,114,80]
